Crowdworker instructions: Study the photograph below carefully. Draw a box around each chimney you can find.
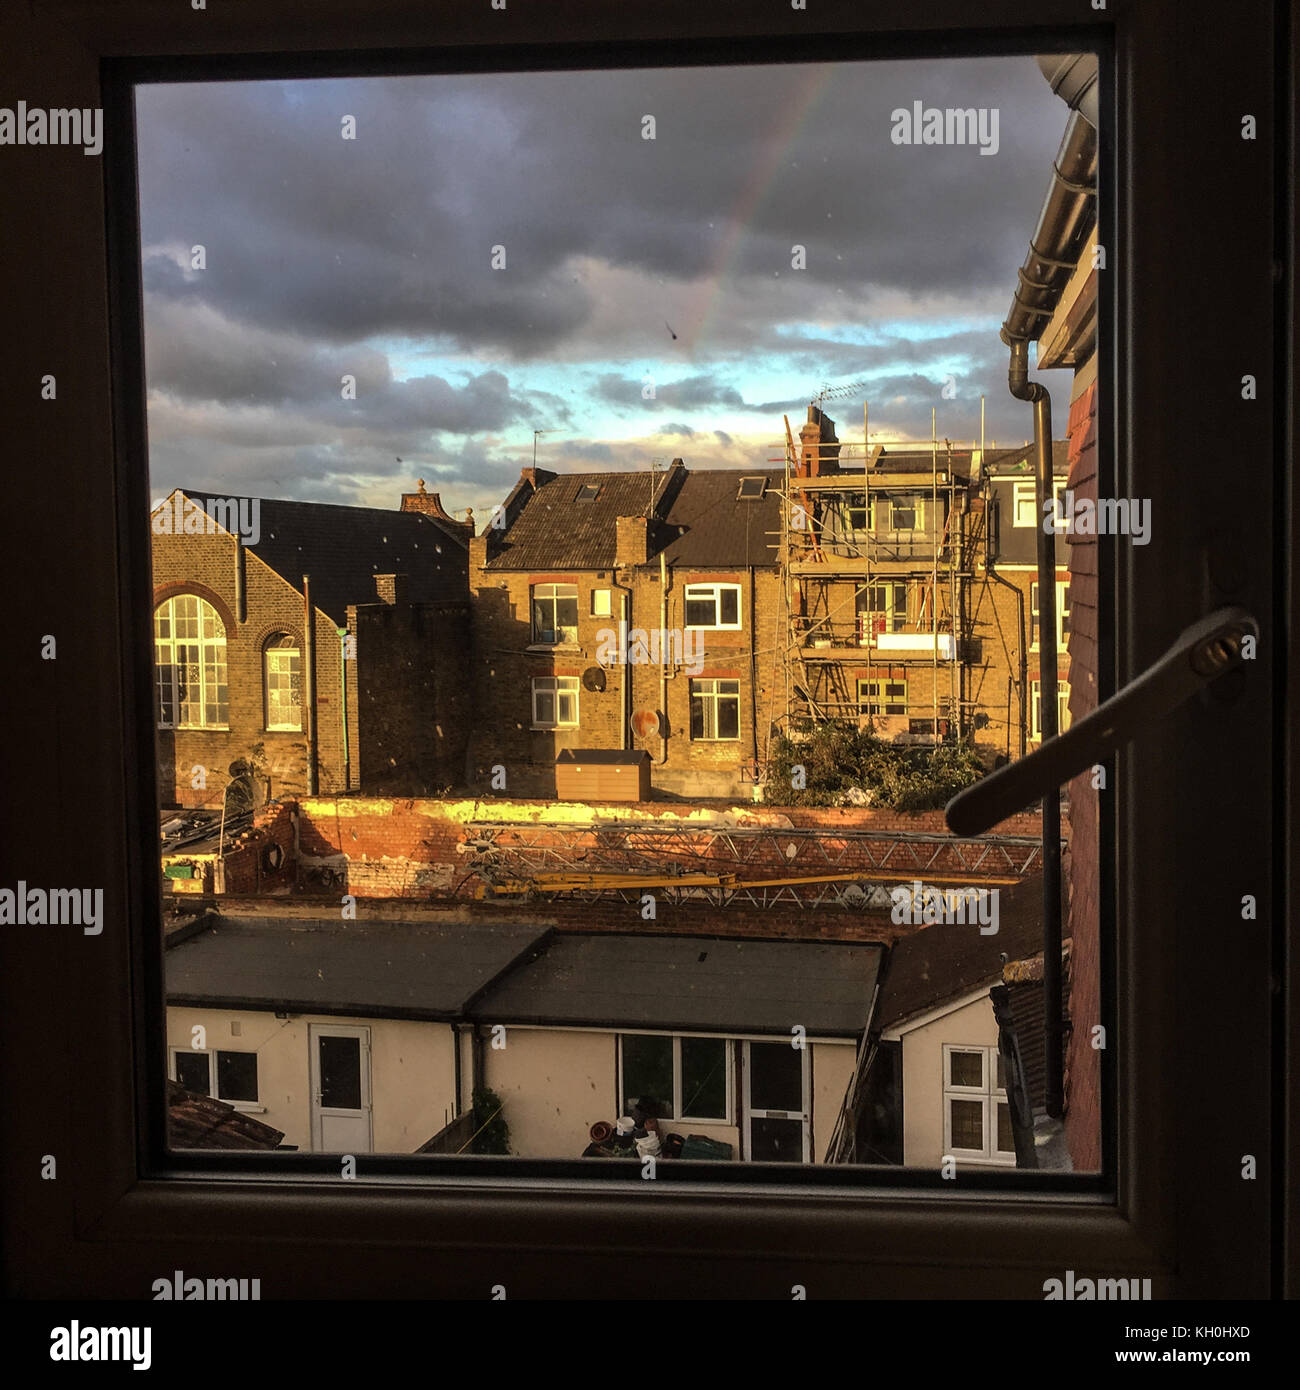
[799,406,840,477]
[400,478,473,539]
[615,516,649,568]
[374,574,407,605]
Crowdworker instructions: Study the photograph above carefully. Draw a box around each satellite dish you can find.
[630,709,662,739]
[582,666,606,692]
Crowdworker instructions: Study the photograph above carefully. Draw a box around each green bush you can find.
[471,1086,511,1155]
[764,720,986,810]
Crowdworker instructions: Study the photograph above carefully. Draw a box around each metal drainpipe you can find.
[336,626,350,792]
[984,488,1028,759]
[303,575,318,795]
[611,568,633,750]
[1004,338,1062,1119]
[658,552,669,765]
[997,99,1094,1124]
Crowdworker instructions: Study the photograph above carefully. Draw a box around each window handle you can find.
[945,606,1259,836]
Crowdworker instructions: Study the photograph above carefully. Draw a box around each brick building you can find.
[150,483,471,807]
[968,443,1071,758]
[469,459,785,799]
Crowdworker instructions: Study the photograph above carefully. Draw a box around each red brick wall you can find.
[1063,377,1101,1171]
[278,796,1054,944]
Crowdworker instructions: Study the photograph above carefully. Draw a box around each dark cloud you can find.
[135,57,1083,507]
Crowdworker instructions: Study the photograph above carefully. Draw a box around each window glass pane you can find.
[622,1035,673,1118]
[175,1051,210,1094]
[680,1037,726,1119]
[719,588,739,624]
[318,1035,361,1110]
[717,690,739,740]
[685,594,713,627]
[749,1040,802,1113]
[997,1101,1015,1154]
[217,1050,258,1102]
[949,1050,983,1088]
[950,1099,983,1149]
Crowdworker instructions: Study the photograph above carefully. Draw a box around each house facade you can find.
[469,460,785,799]
[150,484,471,807]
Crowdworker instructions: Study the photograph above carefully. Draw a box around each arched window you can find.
[154,595,228,729]
[263,633,302,731]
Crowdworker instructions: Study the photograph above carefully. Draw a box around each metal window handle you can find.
[945,606,1259,836]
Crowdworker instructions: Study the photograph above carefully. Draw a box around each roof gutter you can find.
[998,67,1096,1124]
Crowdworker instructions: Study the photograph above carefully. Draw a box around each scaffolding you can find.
[776,403,986,744]
[458,819,1049,908]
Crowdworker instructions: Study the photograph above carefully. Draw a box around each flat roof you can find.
[166,916,552,1021]
[469,932,883,1037]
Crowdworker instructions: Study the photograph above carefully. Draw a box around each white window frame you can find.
[683,582,741,631]
[531,675,579,729]
[154,594,229,730]
[590,588,612,618]
[168,1046,260,1111]
[941,1043,1016,1166]
[1012,480,1038,527]
[1030,677,1072,742]
[618,1033,734,1125]
[689,677,741,741]
[530,582,579,646]
[858,580,908,636]
[889,496,919,530]
[263,636,302,731]
[1029,579,1071,651]
[857,677,908,716]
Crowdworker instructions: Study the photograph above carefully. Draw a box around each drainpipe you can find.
[658,552,669,764]
[998,103,1094,1123]
[985,485,1029,759]
[303,575,318,795]
[336,626,350,792]
[233,537,246,624]
[611,568,633,750]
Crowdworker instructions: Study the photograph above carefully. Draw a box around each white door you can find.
[742,1040,810,1163]
[309,1024,372,1153]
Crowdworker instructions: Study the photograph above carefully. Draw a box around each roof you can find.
[981,442,1071,477]
[165,916,551,1021]
[469,932,883,1036]
[485,469,674,571]
[167,1079,285,1149]
[872,872,1064,1032]
[656,469,783,567]
[173,490,469,622]
[556,748,650,765]
[484,465,783,571]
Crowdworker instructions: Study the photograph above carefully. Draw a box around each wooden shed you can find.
[555,749,652,802]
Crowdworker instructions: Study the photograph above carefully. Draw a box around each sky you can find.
[135,55,1081,527]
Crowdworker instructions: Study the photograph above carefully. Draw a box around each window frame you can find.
[530,582,579,647]
[167,1047,261,1111]
[531,675,579,729]
[857,677,908,716]
[2,0,1286,1304]
[262,632,303,732]
[1029,579,1071,651]
[689,676,741,741]
[942,1044,1017,1167]
[1030,677,1072,742]
[682,582,742,631]
[153,593,230,730]
[618,1033,734,1126]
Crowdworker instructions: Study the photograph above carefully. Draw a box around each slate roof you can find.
[167,1080,285,1150]
[980,442,1071,476]
[165,916,551,1021]
[174,490,469,622]
[469,932,883,1037]
[484,466,783,571]
[872,872,1064,1032]
[658,468,783,568]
